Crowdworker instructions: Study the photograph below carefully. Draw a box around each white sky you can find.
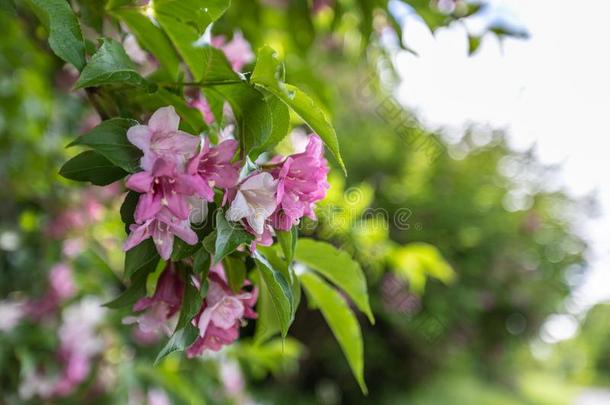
[392,0,610,312]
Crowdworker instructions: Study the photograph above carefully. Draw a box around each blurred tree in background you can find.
[0,1,600,404]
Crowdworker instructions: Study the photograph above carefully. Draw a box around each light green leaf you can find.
[295,239,373,323]
[250,95,290,157]
[254,251,294,338]
[112,8,181,78]
[389,242,454,295]
[207,83,272,154]
[300,271,367,394]
[276,227,297,266]
[59,150,127,185]
[28,0,86,70]
[68,118,141,172]
[152,0,230,81]
[251,46,345,173]
[155,323,199,365]
[75,38,152,89]
[223,256,247,293]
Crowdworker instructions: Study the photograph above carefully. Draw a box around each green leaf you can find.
[389,243,455,295]
[171,239,203,261]
[130,88,206,134]
[59,150,127,185]
[155,323,199,365]
[277,227,297,266]
[28,0,86,70]
[104,263,154,309]
[251,46,345,173]
[223,256,247,293]
[250,95,290,157]
[192,248,211,275]
[175,275,202,330]
[207,84,272,154]
[295,239,374,323]
[153,0,230,81]
[112,8,181,78]
[253,251,294,338]
[124,239,160,279]
[68,118,141,172]
[120,190,140,231]
[75,38,153,90]
[213,211,253,264]
[200,45,240,83]
[300,271,367,394]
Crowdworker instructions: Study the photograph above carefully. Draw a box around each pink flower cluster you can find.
[123,105,329,258]
[226,135,330,245]
[125,262,257,356]
[123,106,240,260]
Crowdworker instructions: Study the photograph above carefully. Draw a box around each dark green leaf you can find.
[75,38,153,90]
[193,248,211,275]
[104,264,154,308]
[69,118,141,172]
[213,211,253,264]
[59,150,127,185]
[300,271,367,394]
[120,190,140,231]
[124,239,160,279]
[28,0,86,70]
[130,88,206,134]
[175,275,202,330]
[295,239,373,323]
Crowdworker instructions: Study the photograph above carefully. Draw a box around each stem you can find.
[158,79,245,88]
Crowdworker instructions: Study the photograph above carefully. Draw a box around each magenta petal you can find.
[123,222,151,251]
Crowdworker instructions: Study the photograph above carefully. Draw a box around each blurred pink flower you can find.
[127,106,200,171]
[0,299,26,332]
[124,208,198,260]
[270,134,329,230]
[27,264,75,319]
[186,264,257,357]
[212,32,254,72]
[185,138,240,201]
[124,263,184,336]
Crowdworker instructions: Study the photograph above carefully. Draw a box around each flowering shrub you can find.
[15,0,373,394]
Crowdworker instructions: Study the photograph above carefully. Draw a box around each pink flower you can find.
[185,138,240,201]
[27,264,76,319]
[123,264,184,336]
[126,158,194,222]
[270,134,329,231]
[186,264,257,357]
[226,172,278,236]
[124,208,198,260]
[127,106,200,171]
[212,32,254,72]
